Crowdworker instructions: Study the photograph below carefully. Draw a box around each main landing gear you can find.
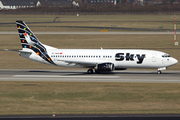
[87,69,100,74]
[87,69,93,74]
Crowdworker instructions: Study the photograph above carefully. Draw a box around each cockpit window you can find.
[162,54,170,58]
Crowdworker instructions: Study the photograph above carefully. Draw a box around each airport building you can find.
[37,0,74,7]
[0,0,37,9]
[82,0,117,4]
[0,0,74,10]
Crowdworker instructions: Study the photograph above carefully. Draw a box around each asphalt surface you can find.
[0,31,180,35]
[0,69,180,83]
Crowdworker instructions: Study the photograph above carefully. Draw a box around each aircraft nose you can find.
[172,58,178,65]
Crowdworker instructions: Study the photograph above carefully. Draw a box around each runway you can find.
[0,31,180,35]
[0,69,180,83]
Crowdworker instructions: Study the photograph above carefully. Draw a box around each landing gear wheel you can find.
[87,69,93,74]
[157,70,161,74]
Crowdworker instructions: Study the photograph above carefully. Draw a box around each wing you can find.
[58,59,98,67]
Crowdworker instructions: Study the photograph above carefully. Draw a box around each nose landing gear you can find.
[157,67,166,74]
[157,70,161,74]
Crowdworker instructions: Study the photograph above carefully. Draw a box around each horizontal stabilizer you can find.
[4,49,19,52]
[19,50,32,54]
[4,49,32,54]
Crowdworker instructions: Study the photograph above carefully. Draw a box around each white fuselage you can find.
[20,49,178,69]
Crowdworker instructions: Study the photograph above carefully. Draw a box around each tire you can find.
[157,70,161,74]
[87,69,93,74]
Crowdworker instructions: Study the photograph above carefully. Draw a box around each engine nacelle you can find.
[95,63,114,72]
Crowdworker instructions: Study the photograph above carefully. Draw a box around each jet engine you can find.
[95,63,115,72]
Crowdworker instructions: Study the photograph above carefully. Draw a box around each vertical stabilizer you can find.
[16,21,56,65]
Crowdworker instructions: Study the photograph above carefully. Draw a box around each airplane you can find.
[8,21,178,74]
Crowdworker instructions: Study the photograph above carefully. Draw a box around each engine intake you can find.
[95,63,114,71]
